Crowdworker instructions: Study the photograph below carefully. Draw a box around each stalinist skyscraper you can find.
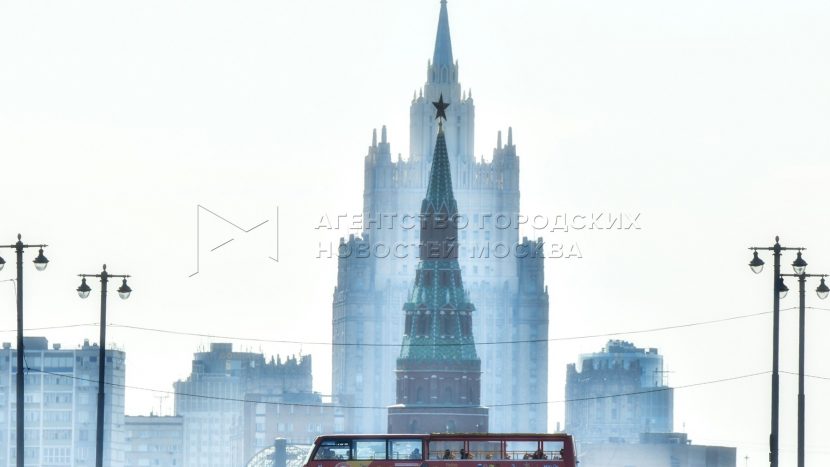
[332,0,548,433]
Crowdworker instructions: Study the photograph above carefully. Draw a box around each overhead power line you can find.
[26,367,769,410]
[781,370,830,381]
[102,309,784,347]
[107,309,776,347]
[0,309,785,347]
[6,305,820,350]
[0,323,98,332]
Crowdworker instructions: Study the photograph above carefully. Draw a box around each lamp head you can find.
[117,278,132,300]
[792,251,807,275]
[749,250,764,274]
[32,248,49,271]
[76,277,91,299]
[777,277,789,300]
[817,278,830,300]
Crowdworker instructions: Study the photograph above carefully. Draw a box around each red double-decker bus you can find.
[303,433,577,467]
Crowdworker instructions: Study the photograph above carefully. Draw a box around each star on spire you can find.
[433,93,449,124]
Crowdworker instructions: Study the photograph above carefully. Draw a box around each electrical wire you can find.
[781,370,830,381]
[0,308,782,348]
[26,367,769,410]
[0,323,98,333]
[105,308,778,347]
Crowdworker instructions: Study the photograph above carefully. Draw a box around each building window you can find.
[443,387,453,403]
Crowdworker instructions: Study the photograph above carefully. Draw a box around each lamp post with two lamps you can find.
[779,267,828,467]
[748,237,804,467]
[76,265,132,467]
[0,235,49,467]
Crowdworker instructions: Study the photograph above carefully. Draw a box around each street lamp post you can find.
[748,236,803,467]
[0,234,49,467]
[76,264,131,467]
[779,270,828,467]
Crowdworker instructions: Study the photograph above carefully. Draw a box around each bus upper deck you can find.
[304,433,576,467]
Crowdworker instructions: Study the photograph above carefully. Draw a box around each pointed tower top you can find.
[432,0,454,71]
[425,97,455,213]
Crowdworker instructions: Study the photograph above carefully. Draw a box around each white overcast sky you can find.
[1,0,829,464]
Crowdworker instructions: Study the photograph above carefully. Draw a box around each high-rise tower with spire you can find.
[332,0,548,433]
[387,96,488,433]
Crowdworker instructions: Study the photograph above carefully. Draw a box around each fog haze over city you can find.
[1,1,829,466]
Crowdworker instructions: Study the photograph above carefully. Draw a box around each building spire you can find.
[427,0,458,84]
[431,0,454,81]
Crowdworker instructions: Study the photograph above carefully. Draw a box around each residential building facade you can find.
[578,433,736,467]
[565,340,673,445]
[173,344,329,467]
[0,337,125,467]
[124,415,183,467]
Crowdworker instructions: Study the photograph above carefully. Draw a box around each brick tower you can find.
[387,96,488,434]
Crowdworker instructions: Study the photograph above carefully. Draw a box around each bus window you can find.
[389,439,423,460]
[505,441,538,460]
[429,440,464,460]
[542,441,565,460]
[353,439,387,460]
[314,440,351,460]
[468,441,501,460]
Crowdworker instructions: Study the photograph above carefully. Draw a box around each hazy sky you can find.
[1,0,829,465]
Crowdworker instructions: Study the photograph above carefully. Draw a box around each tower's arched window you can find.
[442,313,453,335]
[443,386,453,403]
[405,313,413,335]
[419,313,432,335]
[439,270,450,287]
[461,314,472,335]
[416,386,424,404]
